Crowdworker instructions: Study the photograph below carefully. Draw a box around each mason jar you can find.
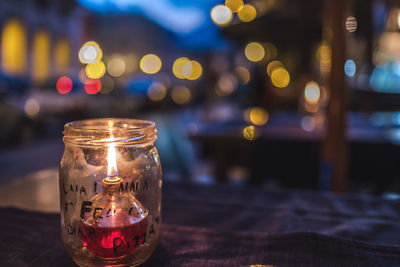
[59,118,162,267]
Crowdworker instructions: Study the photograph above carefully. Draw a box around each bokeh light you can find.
[249,107,269,126]
[100,76,115,94]
[243,125,259,140]
[86,61,106,79]
[56,76,73,94]
[182,60,193,77]
[271,67,290,88]
[317,42,331,75]
[173,57,190,79]
[210,5,233,26]
[54,38,70,74]
[24,98,40,118]
[173,58,202,80]
[304,81,320,104]
[263,42,278,61]
[267,60,284,76]
[344,59,356,77]
[225,0,244,13]
[245,42,265,62]
[107,56,126,77]
[238,4,257,22]
[1,19,26,75]
[147,82,167,101]
[79,41,102,64]
[32,30,50,83]
[345,16,357,32]
[140,54,162,74]
[171,86,191,104]
[301,116,316,132]
[216,73,238,96]
[78,68,87,83]
[84,79,102,95]
[235,66,251,84]
[187,60,203,80]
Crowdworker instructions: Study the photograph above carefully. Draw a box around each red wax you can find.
[79,218,148,258]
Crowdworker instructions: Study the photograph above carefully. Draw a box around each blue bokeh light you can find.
[344,59,356,77]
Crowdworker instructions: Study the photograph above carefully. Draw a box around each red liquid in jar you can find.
[79,218,148,258]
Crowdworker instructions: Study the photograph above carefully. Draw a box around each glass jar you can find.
[59,118,162,267]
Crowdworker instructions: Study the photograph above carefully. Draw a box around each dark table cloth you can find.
[1,182,399,266]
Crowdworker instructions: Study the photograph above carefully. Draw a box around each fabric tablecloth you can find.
[1,182,399,266]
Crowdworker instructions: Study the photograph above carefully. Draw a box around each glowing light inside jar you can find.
[107,134,119,178]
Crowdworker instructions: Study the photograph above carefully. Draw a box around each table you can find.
[1,182,399,266]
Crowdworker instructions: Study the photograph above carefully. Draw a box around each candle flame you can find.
[107,134,118,177]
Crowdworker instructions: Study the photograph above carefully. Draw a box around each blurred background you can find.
[1,0,400,206]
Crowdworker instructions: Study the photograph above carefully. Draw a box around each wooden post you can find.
[321,0,348,192]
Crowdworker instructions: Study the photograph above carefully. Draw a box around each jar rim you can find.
[63,118,157,147]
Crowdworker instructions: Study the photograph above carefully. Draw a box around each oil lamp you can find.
[60,119,161,267]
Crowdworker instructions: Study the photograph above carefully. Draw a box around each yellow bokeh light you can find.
[271,67,290,88]
[182,61,193,77]
[243,125,259,140]
[107,56,126,77]
[263,42,278,61]
[267,60,283,76]
[304,81,320,104]
[317,42,331,74]
[249,107,269,126]
[216,73,237,96]
[245,42,265,62]
[100,76,115,94]
[173,58,202,80]
[24,98,40,118]
[140,54,162,74]
[54,38,70,74]
[32,29,50,83]
[171,86,191,104]
[86,61,106,79]
[1,19,27,75]
[238,4,257,22]
[79,41,102,64]
[147,82,167,101]
[234,66,251,84]
[225,0,244,13]
[173,57,190,79]
[187,60,203,80]
[211,5,233,26]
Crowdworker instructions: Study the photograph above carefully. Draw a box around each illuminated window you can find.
[54,38,70,74]
[32,29,50,83]
[1,19,27,75]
